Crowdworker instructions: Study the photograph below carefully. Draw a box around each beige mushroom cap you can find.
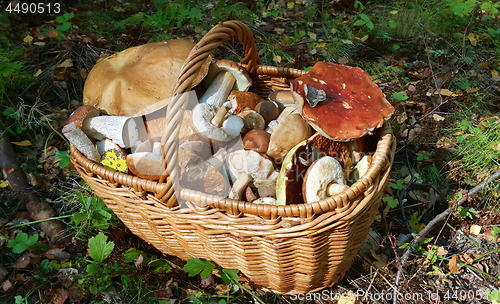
[83,40,210,117]
[302,156,347,204]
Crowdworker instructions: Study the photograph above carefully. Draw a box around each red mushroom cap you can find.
[291,62,394,141]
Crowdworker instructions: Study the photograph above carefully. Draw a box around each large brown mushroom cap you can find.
[291,61,394,141]
[83,40,210,117]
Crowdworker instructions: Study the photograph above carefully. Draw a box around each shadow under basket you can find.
[70,20,396,294]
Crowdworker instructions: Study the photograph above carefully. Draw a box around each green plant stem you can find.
[230,278,265,304]
[446,223,481,248]
[7,215,72,229]
[473,248,500,262]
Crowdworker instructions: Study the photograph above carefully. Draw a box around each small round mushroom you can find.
[255,100,279,125]
[242,130,271,153]
[238,109,265,133]
[268,90,295,107]
[302,156,348,204]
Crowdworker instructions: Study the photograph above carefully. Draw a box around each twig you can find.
[392,168,500,303]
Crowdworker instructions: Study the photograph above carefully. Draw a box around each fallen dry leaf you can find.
[396,112,408,123]
[449,256,458,273]
[45,248,71,260]
[47,29,59,38]
[436,246,448,256]
[433,114,445,121]
[11,140,32,146]
[23,35,33,43]
[10,274,28,282]
[338,57,349,65]
[470,224,481,235]
[51,288,69,304]
[1,280,12,291]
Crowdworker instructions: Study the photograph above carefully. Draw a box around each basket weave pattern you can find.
[71,21,396,294]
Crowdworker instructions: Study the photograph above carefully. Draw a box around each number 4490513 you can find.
[5,2,61,14]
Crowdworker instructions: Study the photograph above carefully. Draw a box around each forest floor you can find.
[1,0,500,303]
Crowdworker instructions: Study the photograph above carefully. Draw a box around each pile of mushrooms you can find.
[68,40,394,205]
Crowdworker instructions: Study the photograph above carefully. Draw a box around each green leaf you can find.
[391,92,408,101]
[27,234,38,246]
[58,157,70,168]
[55,16,65,23]
[183,258,215,278]
[86,263,100,276]
[71,212,87,225]
[56,22,71,32]
[383,197,399,208]
[16,232,28,244]
[88,232,114,264]
[56,151,70,159]
[393,43,400,50]
[63,12,75,21]
[121,248,143,263]
[390,179,405,190]
[388,20,397,28]
[353,19,366,26]
[219,268,239,285]
[188,8,203,20]
[12,243,28,254]
[40,259,54,273]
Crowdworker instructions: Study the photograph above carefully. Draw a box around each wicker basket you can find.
[71,21,396,294]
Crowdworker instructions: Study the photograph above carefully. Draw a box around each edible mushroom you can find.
[266,110,312,162]
[199,60,252,108]
[302,156,349,204]
[189,102,244,146]
[83,40,210,117]
[291,61,395,141]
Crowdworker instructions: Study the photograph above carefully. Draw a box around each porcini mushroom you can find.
[178,144,227,196]
[302,156,349,204]
[127,152,165,180]
[242,130,271,153]
[199,60,252,108]
[255,100,279,125]
[266,111,312,162]
[68,105,139,148]
[81,115,139,148]
[291,61,395,141]
[83,40,210,116]
[62,122,101,163]
[228,91,264,114]
[228,150,278,188]
[189,103,240,146]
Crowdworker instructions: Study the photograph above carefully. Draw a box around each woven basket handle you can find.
[158,21,260,206]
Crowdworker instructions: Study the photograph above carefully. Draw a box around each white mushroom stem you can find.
[211,101,232,127]
[62,122,101,163]
[82,116,139,148]
[199,71,236,108]
[222,115,244,137]
[228,172,252,200]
